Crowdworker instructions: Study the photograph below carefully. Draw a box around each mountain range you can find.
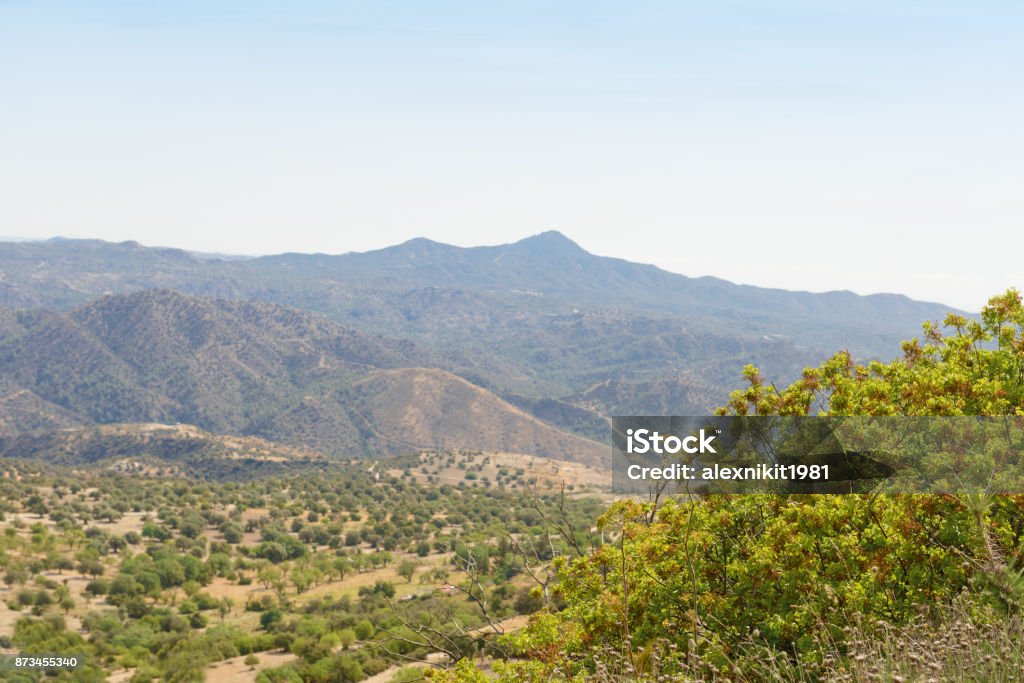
[0,232,964,467]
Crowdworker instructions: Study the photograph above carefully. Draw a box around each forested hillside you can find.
[0,235,958,419]
[0,290,604,462]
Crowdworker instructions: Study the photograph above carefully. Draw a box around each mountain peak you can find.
[510,230,586,255]
[397,236,444,248]
[376,236,456,258]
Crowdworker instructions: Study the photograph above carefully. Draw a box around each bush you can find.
[260,608,283,631]
[337,628,356,649]
[354,619,375,640]
[391,666,424,683]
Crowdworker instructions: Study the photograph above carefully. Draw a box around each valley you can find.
[2,235,1018,683]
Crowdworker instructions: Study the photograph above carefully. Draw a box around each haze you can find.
[2,1,1022,311]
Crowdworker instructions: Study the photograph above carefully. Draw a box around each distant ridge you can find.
[0,230,959,309]
[0,232,968,445]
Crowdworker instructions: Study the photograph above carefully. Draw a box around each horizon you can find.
[0,230,976,312]
[3,1,1023,311]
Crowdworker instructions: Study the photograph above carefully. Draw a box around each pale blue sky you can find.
[2,1,1022,310]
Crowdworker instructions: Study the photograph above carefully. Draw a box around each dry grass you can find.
[573,597,1024,682]
[203,648,298,683]
[351,368,607,463]
[824,603,1024,682]
[389,450,610,494]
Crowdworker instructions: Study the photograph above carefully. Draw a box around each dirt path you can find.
[204,649,298,683]
[359,651,449,683]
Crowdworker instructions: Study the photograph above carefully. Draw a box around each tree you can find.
[156,558,185,588]
[290,567,317,594]
[25,494,48,517]
[78,558,105,579]
[244,654,260,671]
[258,565,282,591]
[4,565,29,587]
[397,559,418,583]
[427,290,1024,682]
[332,556,350,580]
[221,523,244,544]
[218,597,233,621]
[717,289,1024,418]
[354,619,374,641]
[260,608,283,631]
[337,628,356,650]
[54,556,74,574]
[53,585,74,615]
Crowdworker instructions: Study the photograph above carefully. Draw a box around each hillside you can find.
[349,368,606,464]
[0,422,331,479]
[0,290,604,461]
[0,375,88,436]
[0,233,965,420]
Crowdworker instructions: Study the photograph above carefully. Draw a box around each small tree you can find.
[218,597,233,621]
[338,628,356,650]
[397,560,418,583]
[354,619,374,641]
[58,594,74,614]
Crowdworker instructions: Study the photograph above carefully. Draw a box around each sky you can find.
[1,1,1021,311]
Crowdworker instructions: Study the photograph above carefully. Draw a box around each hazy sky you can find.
[2,1,1021,310]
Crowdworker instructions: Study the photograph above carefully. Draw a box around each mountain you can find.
[0,233,966,444]
[0,238,246,309]
[0,290,605,462]
[250,230,957,341]
[0,233,961,350]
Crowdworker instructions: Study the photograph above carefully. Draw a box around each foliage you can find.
[717,289,1024,418]
[0,454,602,681]
[438,290,1024,681]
